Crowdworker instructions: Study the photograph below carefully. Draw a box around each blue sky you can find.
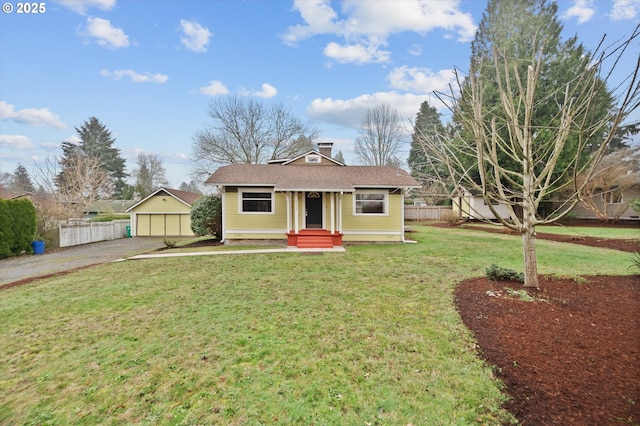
[1,0,638,190]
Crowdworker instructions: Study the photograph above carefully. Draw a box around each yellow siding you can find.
[131,195,190,214]
[224,191,288,230]
[341,192,402,232]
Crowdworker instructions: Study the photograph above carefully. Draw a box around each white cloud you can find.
[408,44,422,56]
[54,0,116,15]
[0,135,34,151]
[252,83,278,99]
[563,0,596,23]
[283,0,476,64]
[387,66,456,93]
[0,101,66,129]
[307,91,442,130]
[83,17,129,49]
[199,80,229,96]
[282,0,342,46]
[324,41,390,64]
[610,0,639,20]
[180,19,212,52]
[100,69,169,83]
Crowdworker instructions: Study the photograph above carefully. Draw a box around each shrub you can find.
[0,198,37,258]
[441,210,459,225]
[190,195,222,238]
[485,264,525,283]
[631,242,640,274]
[90,214,130,222]
[163,238,177,248]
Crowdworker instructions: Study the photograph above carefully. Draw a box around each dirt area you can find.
[456,275,639,425]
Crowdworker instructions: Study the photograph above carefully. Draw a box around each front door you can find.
[305,192,323,228]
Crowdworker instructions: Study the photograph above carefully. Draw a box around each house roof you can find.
[205,163,420,191]
[125,187,202,212]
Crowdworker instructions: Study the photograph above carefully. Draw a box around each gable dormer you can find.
[282,143,345,166]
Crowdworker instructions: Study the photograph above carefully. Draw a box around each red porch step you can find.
[287,229,342,249]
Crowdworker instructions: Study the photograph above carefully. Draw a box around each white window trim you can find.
[305,154,321,163]
[602,188,623,205]
[238,188,275,215]
[353,190,388,216]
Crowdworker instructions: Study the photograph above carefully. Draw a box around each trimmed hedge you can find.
[0,198,37,258]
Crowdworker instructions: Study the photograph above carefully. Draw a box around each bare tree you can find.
[132,153,169,198]
[577,146,640,222]
[355,103,404,166]
[33,154,112,217]
[191,95,317,178]
[416,29,639,288]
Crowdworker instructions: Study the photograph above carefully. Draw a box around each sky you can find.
[1,0,639,191]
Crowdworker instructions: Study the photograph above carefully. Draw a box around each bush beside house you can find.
[190,195,222,239]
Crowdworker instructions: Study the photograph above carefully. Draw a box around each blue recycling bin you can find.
[32,240,45,254]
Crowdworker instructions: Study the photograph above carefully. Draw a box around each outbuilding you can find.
[125,187,201,237]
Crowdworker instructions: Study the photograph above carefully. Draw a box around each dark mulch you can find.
[456,275,640,425]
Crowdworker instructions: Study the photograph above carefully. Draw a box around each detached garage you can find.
[126,187,201,237]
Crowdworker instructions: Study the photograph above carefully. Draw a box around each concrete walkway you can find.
[127,246,346,260]
[0,238,345,287]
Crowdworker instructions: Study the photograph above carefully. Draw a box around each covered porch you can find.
[283,190,345,248]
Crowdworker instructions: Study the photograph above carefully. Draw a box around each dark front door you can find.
[305,192,323,228]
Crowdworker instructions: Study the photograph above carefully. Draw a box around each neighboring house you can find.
[0,189,33,200]
[83,200,136,218]
[453,189,511,221]
[126,187,201,237]
[572,184,640,221]
[204,142,420,248]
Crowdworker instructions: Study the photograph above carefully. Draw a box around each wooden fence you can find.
[59,219,130,247]
[404,205,453,221]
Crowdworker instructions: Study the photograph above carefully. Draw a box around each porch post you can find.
[294,191,299,233]
[338,192,343,233]
[330,192,335,233]
[286,192,291,232]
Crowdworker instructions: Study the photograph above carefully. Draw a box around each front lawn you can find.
[0,225,632,424]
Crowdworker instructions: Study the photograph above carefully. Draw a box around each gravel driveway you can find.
[0,237,166,287]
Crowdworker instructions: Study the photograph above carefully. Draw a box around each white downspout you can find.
[220,186,226,243]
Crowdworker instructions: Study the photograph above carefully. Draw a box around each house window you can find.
[305,155,321,163]
[354,191,387,214]
[602,188,623,204]
[241,191,273,213]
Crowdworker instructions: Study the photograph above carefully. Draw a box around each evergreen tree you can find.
[408,101,450,204]
[454,0,613,191]
[178,180,202,194]
[57,117,128,198]
[11,164,35,193]
[333,150,346,164]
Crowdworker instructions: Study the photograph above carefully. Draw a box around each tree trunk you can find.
[522,222,539,289]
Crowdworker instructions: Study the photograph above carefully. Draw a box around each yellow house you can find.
[205,143,420,248]
[126,187,201,237]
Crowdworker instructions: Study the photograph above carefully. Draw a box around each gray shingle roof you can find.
[205,164,420,191]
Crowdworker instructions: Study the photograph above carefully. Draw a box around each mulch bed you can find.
[456,275,639,425]
[449,221,640,423]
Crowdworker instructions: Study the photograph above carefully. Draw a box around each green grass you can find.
[0,225,633,425]
[466,222,639,240]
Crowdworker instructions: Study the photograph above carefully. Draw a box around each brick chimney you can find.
[317,142,333,158]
